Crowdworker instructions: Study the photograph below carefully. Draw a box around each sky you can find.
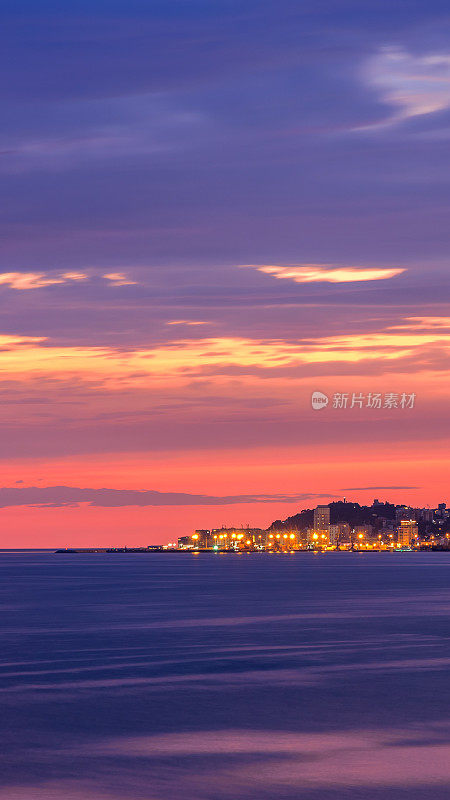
[0,0,449,546]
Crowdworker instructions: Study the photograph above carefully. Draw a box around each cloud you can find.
[0,272,88,290]
[391,316,450,331]
[0,317,449,392]
[342,485,419,491]
[166,320,211,326]
[0,486,332,509]
[363,46,450,127]
[0,271,140,290]
[103,273,138,286]
[244,264,405,283]
[0,92,208,174]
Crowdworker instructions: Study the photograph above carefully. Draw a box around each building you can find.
[329,522,351,546]
[210,527,265,549]
[177,536,192,549]
[192,529,210,547]
[177,530,211,548]
[314,505,330,530]
[396,506,415,523]
[354,524,374,543]
[397,520,418,547]
[308,505,331,547]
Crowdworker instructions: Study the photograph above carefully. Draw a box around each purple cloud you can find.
[0,486,334,509]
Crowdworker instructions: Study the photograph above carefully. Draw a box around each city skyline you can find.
[55,497,450,551]
[171,498,449,551]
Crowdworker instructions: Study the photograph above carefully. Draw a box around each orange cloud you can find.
[0,317,449,391]
[0,271,141,290]
[0,272,88,290]
[166,320,211,326]
[243,264,405,283]
[389,316,450,331]
[103,272,138,286]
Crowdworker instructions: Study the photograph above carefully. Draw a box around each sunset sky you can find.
[1,0,449,546]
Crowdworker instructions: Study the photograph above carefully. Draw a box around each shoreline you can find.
[54,547,449,554]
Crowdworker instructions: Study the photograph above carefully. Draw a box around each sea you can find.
[0,550,449,800]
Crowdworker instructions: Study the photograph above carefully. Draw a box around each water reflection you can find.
[0,551,449,799]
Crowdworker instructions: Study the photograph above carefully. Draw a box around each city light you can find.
[166,503,447,554]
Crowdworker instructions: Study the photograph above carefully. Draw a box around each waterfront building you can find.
[177,530,211,548]
[397,520,418,547]
[192,529,210,547]
[329,522,351,546]
[354,524,374,543]
[314,505,330,530]
[308,504,330,547]
[209,527,265,549]
[177,536,192,549]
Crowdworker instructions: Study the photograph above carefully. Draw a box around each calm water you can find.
[0,551,449,799]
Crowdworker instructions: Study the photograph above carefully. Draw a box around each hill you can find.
[269,501,396,532]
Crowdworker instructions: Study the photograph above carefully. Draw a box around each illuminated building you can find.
[354,524,372,537]
[307,505,330,547]
[330,523,351,546]
[192,529,210,547]
[177,536,192,549]
[353,524,374,544]
[397,520,418,547]
[177,530,211,548]
[210,527,265,549]
[314,505,330,530]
